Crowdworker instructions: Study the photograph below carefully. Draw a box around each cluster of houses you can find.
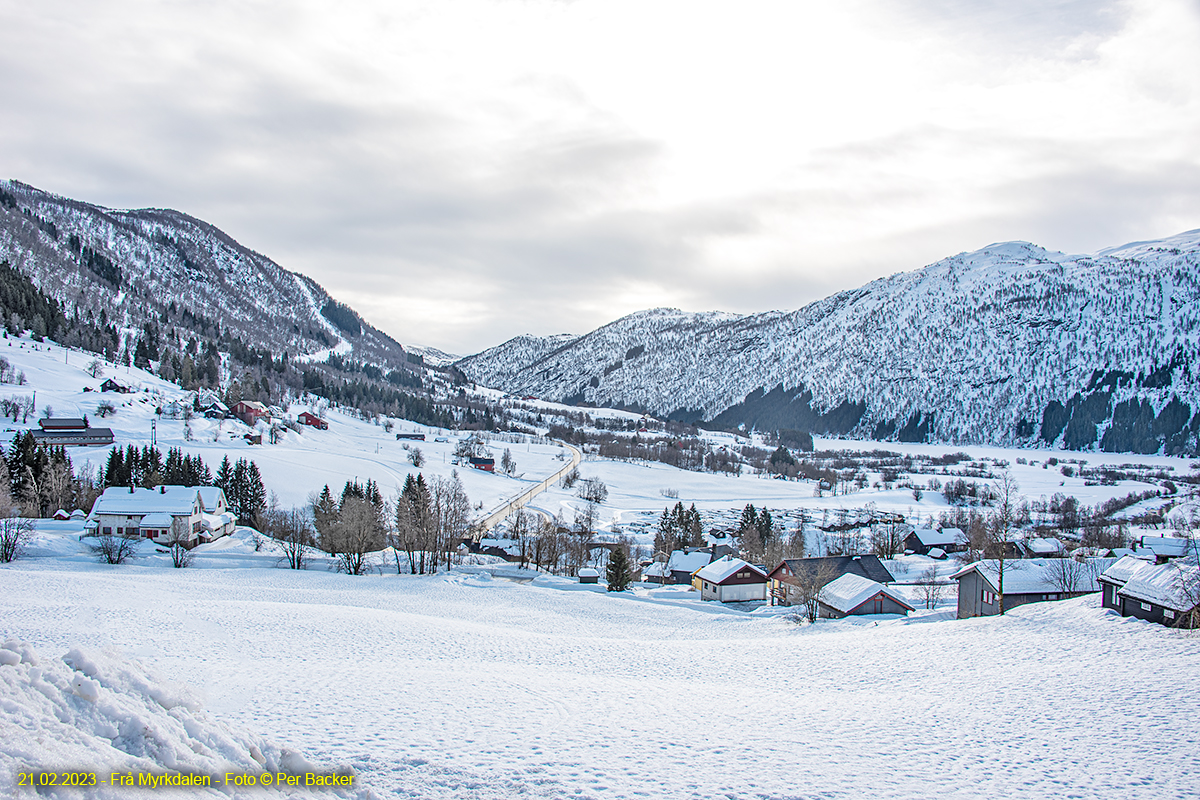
[84,484,236,548]
[158,390,331,434]
[643,544,919,619]
[635,528,1200,628]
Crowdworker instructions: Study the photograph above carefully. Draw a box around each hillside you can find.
[0,179,406,368]
[458,233,1200,455]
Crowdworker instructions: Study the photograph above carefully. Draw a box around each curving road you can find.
[474,440,582,537]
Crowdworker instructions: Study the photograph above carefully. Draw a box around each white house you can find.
[89,485,233,547]
[197,486,236,538]
[693,557,768,602]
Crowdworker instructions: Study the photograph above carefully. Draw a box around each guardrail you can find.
[474,440,582,538]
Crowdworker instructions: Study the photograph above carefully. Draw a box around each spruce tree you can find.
[606,548,632,592]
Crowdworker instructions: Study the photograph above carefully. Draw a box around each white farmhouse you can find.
[89,485,234,547]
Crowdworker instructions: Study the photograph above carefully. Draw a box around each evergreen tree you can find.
[606,548,632,592]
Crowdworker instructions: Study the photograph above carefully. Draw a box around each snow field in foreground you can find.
[0,638,365,799]
[3,560,1199,799]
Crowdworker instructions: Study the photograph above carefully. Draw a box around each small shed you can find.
[578,567,599,585]
[468,456,495,472]
[817,573,914,618]
[694,557,768,602]
[52,509,71,520]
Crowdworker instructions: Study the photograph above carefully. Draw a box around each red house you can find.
[298,411,329,430]
[232,400,268,426]
[468,456,495,472]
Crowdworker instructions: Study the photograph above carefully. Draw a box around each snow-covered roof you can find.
[1119,562,1200,612]
[819,573,913,614]
[1099,555,1156,585]
[578,568,599,578]
[201,512,234,530]
[668,550,712,574]
[90,486,200,517]
[1026,537,1065,555]
[139,513,173,527]
[1137,537,1196,558]
[951,559,1103,595]
[197,486,226,512]
[695,557,766,584]
[911,528,957,547]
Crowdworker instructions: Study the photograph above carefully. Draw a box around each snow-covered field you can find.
[4,529,1199,799]
[4,335,1200,798]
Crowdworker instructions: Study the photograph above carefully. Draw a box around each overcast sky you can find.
[2,0,1199,354]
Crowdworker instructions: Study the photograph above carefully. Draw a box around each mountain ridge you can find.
[458,231,1200,455]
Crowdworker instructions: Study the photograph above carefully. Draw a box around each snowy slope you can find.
[459,232,1200,454]
[0,179,406,367]
[0,334,572,515]
[2,561,1198,799]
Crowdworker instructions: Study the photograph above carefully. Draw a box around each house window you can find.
[1164,609,1176,620]
[1140,602,1152,612]
[982,590,997,605]
[102,527,111,536]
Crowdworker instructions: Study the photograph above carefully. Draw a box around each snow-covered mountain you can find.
[0,179,406,367]
[459,233,1200,455]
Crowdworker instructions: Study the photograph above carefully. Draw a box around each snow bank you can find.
[0,640,366,799]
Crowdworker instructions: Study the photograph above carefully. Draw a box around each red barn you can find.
[298,411,329,430]
[468,456,495,472]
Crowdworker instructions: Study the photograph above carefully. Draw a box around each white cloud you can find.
[0,0,1197,353]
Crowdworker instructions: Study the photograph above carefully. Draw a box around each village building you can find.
[32,417,114,447]
[766,555,896,607]
[88,485,234,547]
[298,411,329,430]
[232,400,269,426]
[1132,536,1196,564]
[468,456,495,472]
[904,527,960,555]
[951,559,1104,619]
[1097,555,1155,611]
[99,378,132,393]
[1025,537,1067,558]
[693,557,768,602]
[643,549,713,585]
[578,567,599,585]
[1115,561,1200,628]
[817,573,914,618]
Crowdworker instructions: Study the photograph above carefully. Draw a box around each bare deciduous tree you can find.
[166,531,194,568]
[263,507,314,570]
[325,496,384,575]
[916,565,946,610]
[782,559,840,623]
[86,358,105,379]
[1045,555,1098,594]
[987,472,1021,615]
[0,513,34,562]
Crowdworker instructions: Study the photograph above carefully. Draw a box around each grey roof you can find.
[773,555,896,585]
